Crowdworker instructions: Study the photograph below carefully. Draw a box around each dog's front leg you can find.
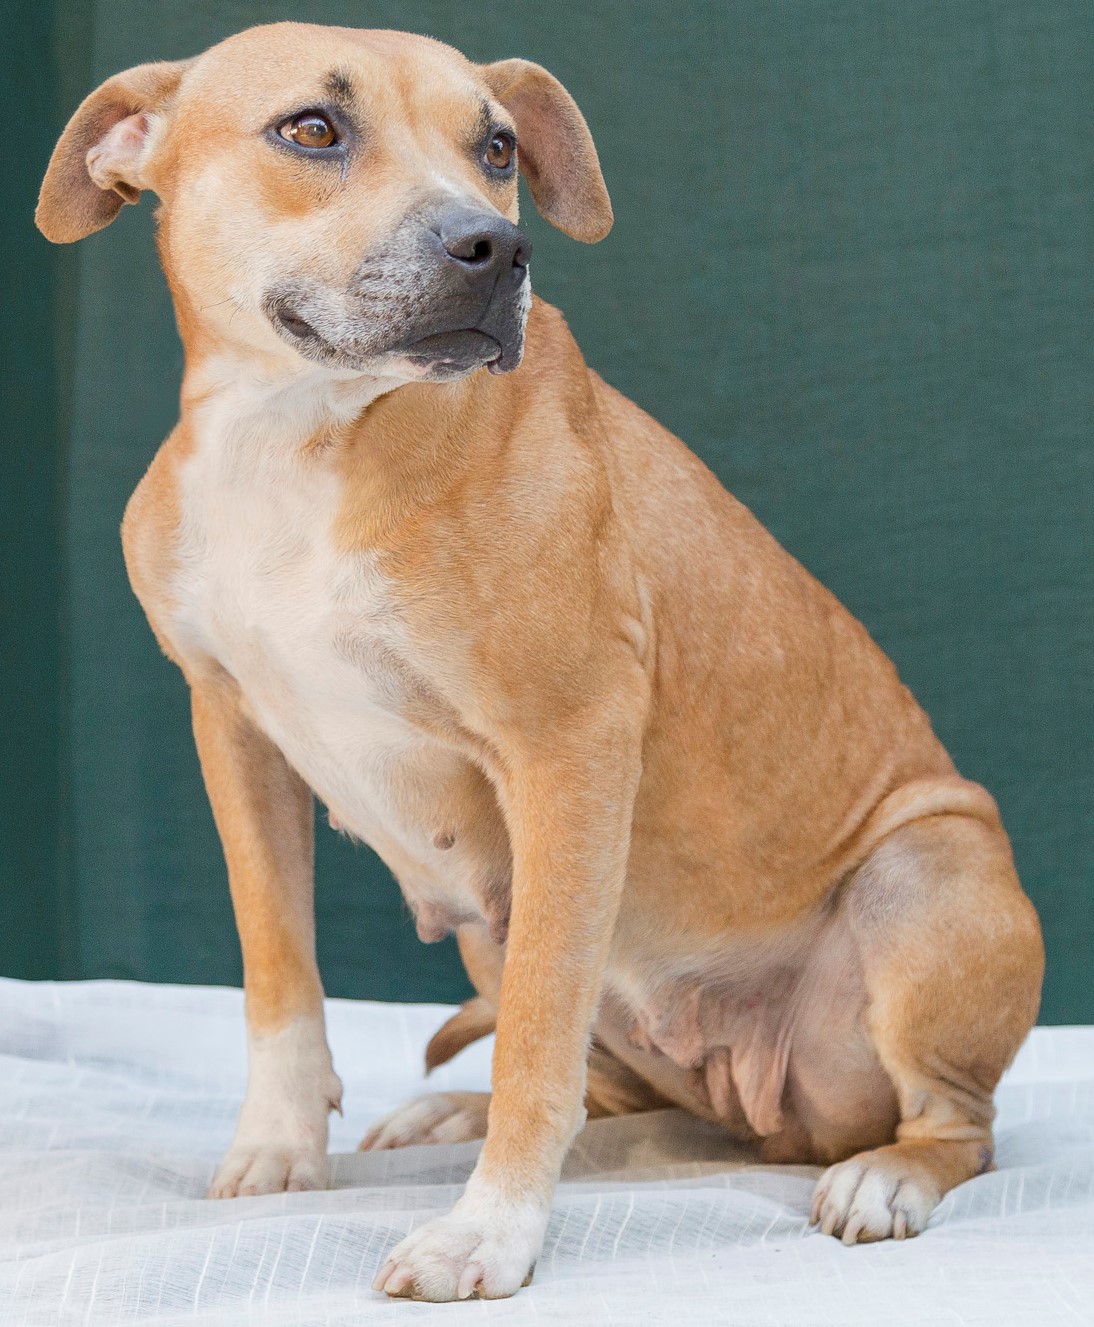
[374,703,644,1301]
[191,679,342,1197]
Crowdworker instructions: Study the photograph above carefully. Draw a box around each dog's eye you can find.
[279,112,337,150]
[484,131,515,172]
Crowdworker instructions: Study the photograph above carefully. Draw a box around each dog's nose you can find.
[435,209,531,282]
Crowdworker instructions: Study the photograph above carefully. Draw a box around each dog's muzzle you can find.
[266,202,532,377]
[397,204,532,376]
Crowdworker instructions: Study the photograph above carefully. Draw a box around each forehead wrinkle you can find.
[323,67,357,106]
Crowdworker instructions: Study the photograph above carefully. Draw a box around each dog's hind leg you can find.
[362,930,500,1152]
[359,1041,667,1151]
[585,1040,675,1117]
[810,809,1043,1243]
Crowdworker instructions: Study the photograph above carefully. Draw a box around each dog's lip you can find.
[404,329,502,365]
[266,296,516,374]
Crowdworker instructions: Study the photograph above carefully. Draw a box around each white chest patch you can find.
[169,364,465,874]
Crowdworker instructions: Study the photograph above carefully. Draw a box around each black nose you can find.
[435,208,531,281]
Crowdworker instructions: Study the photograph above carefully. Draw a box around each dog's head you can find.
[37,23,612,381]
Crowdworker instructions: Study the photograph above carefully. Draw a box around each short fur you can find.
[38,22,1043,1302]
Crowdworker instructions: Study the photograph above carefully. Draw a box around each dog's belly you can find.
[596,904,898,1163]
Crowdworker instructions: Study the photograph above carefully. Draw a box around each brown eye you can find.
[485,131,515,171]
[279,112,337,149]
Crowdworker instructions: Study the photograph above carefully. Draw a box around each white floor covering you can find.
[0,978,1091,1325]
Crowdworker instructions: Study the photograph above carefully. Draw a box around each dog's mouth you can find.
[270,301,344,360]
[401,329,506,375]
[275,307,319,340]
[266,293,523,378]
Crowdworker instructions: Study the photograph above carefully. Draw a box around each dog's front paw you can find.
[372,1187,547,1301]
[359,1091,491,1150]
[208,1144,328,1197]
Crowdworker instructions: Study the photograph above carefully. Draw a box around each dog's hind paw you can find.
[359,1091,491,1151]
[810,1146,940,1243]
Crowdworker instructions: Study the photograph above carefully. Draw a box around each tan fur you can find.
[39,21,1043,1301]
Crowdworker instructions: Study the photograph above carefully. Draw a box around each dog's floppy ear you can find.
[480,59,613,244]
[36,60,191,244]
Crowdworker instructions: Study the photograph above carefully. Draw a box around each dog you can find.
[37,22,1043,1302]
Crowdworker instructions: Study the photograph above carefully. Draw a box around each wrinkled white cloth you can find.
[0,979,1091,1326]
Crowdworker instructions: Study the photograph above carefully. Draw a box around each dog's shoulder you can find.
[121,427,192,665]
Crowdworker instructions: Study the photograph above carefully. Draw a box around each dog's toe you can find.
[811,1149,939,1243]
[207,1145,327,1198]
[372,1190,545,1302]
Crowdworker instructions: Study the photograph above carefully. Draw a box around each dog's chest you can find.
[169,402,449,852]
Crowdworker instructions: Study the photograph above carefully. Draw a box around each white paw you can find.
[372,1185,547,1301]
[208,1017,341,1198]
[810,1150,940,1243]
[208,1144,328,1197]
[359,1092,491,1151]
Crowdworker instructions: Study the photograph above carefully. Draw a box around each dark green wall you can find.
[1,0,66,981]
[4,2,1091,1019]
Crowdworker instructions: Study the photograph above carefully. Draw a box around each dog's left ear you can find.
[480,59,613,244]
[36,59,191,244]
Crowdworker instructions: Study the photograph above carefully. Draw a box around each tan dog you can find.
[38,22,1043,1302]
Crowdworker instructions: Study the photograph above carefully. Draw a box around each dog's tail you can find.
[425,996,497,1073]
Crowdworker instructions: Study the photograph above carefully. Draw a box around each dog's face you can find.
[37,23,613,382]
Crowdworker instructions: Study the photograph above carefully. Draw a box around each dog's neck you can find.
[175,341,506,541]
[181,347,403,461]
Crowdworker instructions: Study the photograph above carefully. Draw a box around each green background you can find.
[3,2,1090,1019]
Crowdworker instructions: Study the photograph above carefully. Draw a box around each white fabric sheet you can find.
[0,979,1091,1326]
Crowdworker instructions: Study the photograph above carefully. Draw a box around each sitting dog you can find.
[38,22,1043,1302]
